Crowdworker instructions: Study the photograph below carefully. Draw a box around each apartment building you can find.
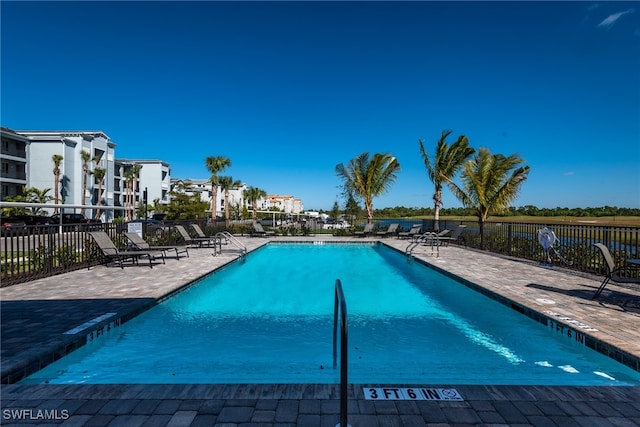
[2,126,304,222]
[115,159,171,219]
[265,194,304,214]
[0,127,28,199]
[170,178,248,218]
[11,130,116,219]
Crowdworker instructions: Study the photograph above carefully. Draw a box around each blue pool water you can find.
[21,243,640,385]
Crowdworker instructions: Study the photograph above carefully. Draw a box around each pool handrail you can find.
[333,279,349,427]
[405,231,441,257]
[213,231,247,257]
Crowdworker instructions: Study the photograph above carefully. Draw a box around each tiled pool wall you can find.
[387,243,640,374]
[2,307,139,385]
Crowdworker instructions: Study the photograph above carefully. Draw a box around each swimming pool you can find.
[21,243,640,385]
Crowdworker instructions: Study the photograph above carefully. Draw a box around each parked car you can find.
[151,213,167,221]
[25,214,54,226]
[1,217,27,235]
[1,214,54,235]
[50,213,102,229]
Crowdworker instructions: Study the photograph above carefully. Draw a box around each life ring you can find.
[538,227,556,250]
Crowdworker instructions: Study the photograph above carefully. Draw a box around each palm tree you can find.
[205,156,232,222]
[219,176,242,226]
[445,147,530,249]
[243,186,266,221]
[151,198,165,217]
[80,150,91,215]
[123,169,134,221]
[131,164,142,220]
[93,165,106,220]
[25,187,52,215]
[335,152,401,224]
[51,154,63,213]
[419,130,475,231]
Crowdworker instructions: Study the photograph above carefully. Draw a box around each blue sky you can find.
[2,1,639,211]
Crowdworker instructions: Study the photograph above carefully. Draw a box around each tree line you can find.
[369,205,640,218]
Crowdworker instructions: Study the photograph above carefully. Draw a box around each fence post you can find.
[46,227,54,273]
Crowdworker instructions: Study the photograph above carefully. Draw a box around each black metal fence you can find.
[417,219,639,277]
[2,219,639,287]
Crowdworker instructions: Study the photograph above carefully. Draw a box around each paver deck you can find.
[2,234,640,426]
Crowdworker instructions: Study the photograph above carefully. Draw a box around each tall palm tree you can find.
[52,154,63,213]
[205,156,232,222]
[123,169,134,221]
[219,176,242,225]
[80,150,91,215]
[419,130,475,231]
[243,186,266,221]
[445,147,530,249]
[130,164,142,220]
[335,152,401,224]
[93,165,106,220]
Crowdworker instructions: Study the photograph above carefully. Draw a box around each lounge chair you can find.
[252,222,275,237]
[191,224,209,239]
[437,225,467,246]
[398,224,421,239]
[88,231,163,269]
[175,224,215,247]
[376,223,399,238]
[354,222,374,237]
[592,243,640,299]
[123,232,189,259]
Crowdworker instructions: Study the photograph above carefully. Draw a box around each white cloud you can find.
[597,8,635,28]
[564,171,575,176]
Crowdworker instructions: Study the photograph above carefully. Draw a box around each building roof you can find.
[14,130,112,141]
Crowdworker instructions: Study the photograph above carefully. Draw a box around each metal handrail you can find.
[405,231,440,257]
[333,279,349,427]
[214,231,247,256]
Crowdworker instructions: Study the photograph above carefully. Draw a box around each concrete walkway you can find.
[2,235,640,426]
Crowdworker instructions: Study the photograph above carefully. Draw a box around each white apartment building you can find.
[168,180,304,217]
[2,127,304,222]
[15,130,116,220]
[116,159,171,214]
[170,178,249,218]
[264,194,304,214]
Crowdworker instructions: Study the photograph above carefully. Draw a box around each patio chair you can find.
[354,222,374,237]
[437,225,467,246]
[123,232,189,260]
[191,224,209,239]
[252,222,275,237]
[398,224,421,239]
[376,223,399,238]
[175,224,216,247]
[88,231,163,269]
[592,243,640,299]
